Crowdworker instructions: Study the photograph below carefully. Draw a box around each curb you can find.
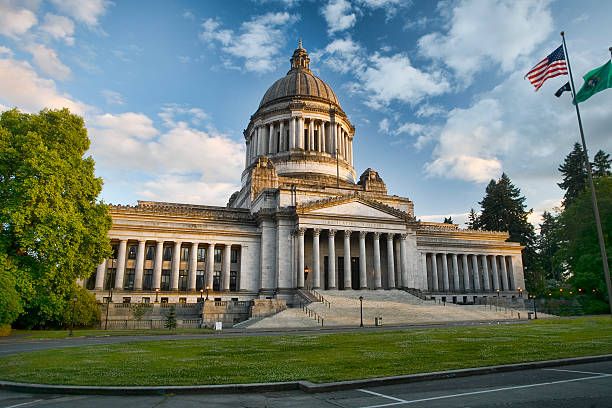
[1,354,612,396]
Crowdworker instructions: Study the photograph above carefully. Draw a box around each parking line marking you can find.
[356,374,612,408]
[358,389,408,403]
[543,368,609,376]
[2,400,43,408]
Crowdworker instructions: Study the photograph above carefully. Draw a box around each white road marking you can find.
[358,389,408,403]
[2,399,43,408]
[356,373,612,408]
[543,368,610,376]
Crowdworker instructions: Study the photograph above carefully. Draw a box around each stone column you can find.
[471,255,480,291]
[289,117,296,149]
[328,229,336,289]
[359,231,367,289]
[506,256,514,290]
[320,122,326,152]
[343,230,352,289]
[298,117,305,149]
[188,242,198,291]
[279,121,285,151]
[330,121,336,156]
[349,138,354,165]
[386,234,395,289]
[499,255,509,291]
[297,228,305,288]
[309,120,315,151]
[398,235,407,288]
[461,254,470,291]
[430,253,439,291]
[114,239,127,290]
[481,254,491,291]
[312,229,321,289]
[373,232,382,289]
[153,241,163,290]
[134,240,146,290]
[171,241,181,291]
[394,239,402,287]
[95,259,106,290]
[206,243,215,289]
[269,122,275,154]
[490,255,500,291]
[440,253,449,291]
[245,140,250,167]
[223,244,231,291]
[421,253,427,291]
[451,253,460,291]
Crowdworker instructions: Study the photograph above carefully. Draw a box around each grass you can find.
[8,328,213,340]
[0,317,611,386]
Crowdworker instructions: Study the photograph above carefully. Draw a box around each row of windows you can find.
[112,244,239,263]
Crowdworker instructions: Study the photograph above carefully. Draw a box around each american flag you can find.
[525,45,568,91]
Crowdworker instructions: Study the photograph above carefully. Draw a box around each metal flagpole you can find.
[561,32,612,316]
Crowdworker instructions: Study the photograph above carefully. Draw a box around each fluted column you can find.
[312,229,321,289]
[298,117,305,149]
[309,120,314,151]
[343,230,352,289]
[471,255,480,291]
[499,255,509,291]
[490,255,500,291]
[134,240,146,290]
[400,234,408,288]
[95,259,106,290]
[188,242,198,290]
[506,256,514,290]
[395,239,402,287]
[289,117,296,149]
[223,244,231,291]
[269,122,275,154]
[386,234,395,289]
[328,229,336,289]
[373,232,382,289]
[153,241,163,290]
[451,253,459,291]
[279,121,285,151]
[171,241,181,291]
[481,254,490,291]
[330,121,336,156]
[359,231,367,289]
[206,243,215,289]
[430,253,439,291]
[114,240,127,290]
[461,254,470,291]
[297,228,305,288]
[421,253,427,290]
[439,253,448,291]
[320,121,326,152]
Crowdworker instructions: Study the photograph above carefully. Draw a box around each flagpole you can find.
[561,31,612,316]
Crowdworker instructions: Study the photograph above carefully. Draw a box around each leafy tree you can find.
[131,302,147,321]
[538,211,562,281]
[164,306,177,330]
[0,108,111,328]
[443,216,454,224]
[555,176,612,304]
[476,173,542,291]
[592,150,611,178]
[466,208,479,229]
[61,287,101,328]
[558,143,587,208]
[0,254,22,332]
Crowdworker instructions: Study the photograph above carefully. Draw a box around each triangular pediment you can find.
[297,194,412,221]
[309,201,398,218]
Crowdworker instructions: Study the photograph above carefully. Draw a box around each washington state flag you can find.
[574,60,612,104]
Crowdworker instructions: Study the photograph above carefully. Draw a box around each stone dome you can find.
[258,42,340,108]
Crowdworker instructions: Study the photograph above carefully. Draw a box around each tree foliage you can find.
[466,208,479,229]
[0,254,22,327]
[538,210,562,281]
[443,216,454,224]
[0,108,111,328]
[164,306,177,330]
[558,143,587,209]
[592,150,611,178]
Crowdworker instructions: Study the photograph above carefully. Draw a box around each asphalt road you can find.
[1,360,611,407]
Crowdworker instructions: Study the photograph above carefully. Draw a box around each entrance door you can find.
[351,257,359,289]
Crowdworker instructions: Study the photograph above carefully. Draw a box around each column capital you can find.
[298,227,306,236]
[373,231,381,239]
[119,239,128,243]
[386,233,395,241]
[138,239,146,244]
[400,233,408,240]
[328,229,337,237]
[359,231,368,238]
[313,228,321,237]
[343,230,352,238]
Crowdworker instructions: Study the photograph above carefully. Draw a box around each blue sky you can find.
[1,0,611,227]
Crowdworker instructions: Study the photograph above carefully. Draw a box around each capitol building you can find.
[84,43,525,307]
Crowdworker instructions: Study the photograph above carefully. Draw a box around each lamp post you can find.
[530,294,538,319]
[200,289,204,302]
[69,295,77,336]
[518,287,523,298]
[206,285,210,301]
[104,287,113,330]
[155,288,159,303]
[359,296,363,327]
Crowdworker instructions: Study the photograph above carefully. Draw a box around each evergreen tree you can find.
[558,143,587,208]
[443,216,454,224]
[537,211,561,281]
[466,208,479,229]
[164,306,177,330]
[592,150,611,178]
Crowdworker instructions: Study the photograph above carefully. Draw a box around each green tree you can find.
[0,254,22,333]
[443,216,454,224]
[558,143,587,209]
[592,150,611,178]
[538,211,562,281]
[61,287,101,328]
[164,306,177,330]
[0,108,111,328]
[555,176,612,303]
[466,208,479,229]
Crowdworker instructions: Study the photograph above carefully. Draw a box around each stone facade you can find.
[84,44,525,306]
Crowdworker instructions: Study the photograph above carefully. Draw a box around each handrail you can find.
[299,302,324,327]
[305,287,332,308]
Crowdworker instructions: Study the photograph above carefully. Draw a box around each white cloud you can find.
[314,37,365,74]
[200,12,295,73]
[321,0,356,35]
[415,103,445,118]
[418,0,553,84]
[0,56,87,114]
[101,89,124,105]
[39,13,75,45]
[137,175,239,206]
[50,0,112,27]
[0,1,38,38]
[0,46,13,56]
[378,118,389,133]
[24,43,72,81]
[182,10,194,20]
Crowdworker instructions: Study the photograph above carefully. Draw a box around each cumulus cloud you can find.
[199,12,296,73]
[137,175,239,206]
[418,0,554,84]
[313,37,365,74]
[24,43,72,81]
[321,0,356,35]
[39,13,75,45]
[49,0,112,27]
[0,1,38,38]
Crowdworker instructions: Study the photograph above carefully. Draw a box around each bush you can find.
[61,287,101,328]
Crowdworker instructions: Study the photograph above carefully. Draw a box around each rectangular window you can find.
[181,247,189,262]
[86,269,96,290]
[231,248,238,263]
[127,245,137,260]
[161,297,168,304]
[196,270,205,290]
[230,271,237,291]
[143,269,153,290]
[214,248,222,263]
[111,243,119,259]
[213,270,221,291]
[179,270,188,291]
[122,297,131,304]
[161,269,171,291]
[179,297,187,304]
[163,246,172,261]
[124,268,135,290]
[142,297,150,304]
[104,268,116,290]
[145,246,155,260]
[197,247,206,262]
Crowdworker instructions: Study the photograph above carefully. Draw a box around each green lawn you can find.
[1,317,611,386]
[7,328,213,340]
